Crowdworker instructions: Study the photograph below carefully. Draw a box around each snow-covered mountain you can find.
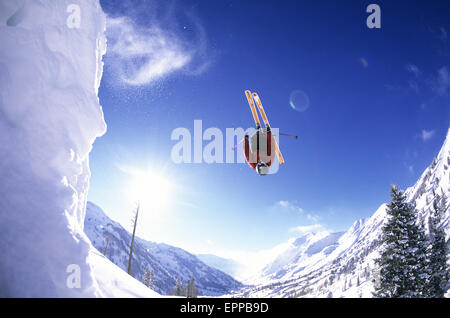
[233,128,450,298]
[84,202,242,296]
[257,231,345,282]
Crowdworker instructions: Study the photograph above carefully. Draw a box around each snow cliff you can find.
[0,0,156,297]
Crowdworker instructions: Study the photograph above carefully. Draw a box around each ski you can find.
[245,90,261,129]
[252,92,285,165]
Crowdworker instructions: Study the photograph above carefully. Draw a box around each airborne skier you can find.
[243,90,285,176]
[244,127,276,175]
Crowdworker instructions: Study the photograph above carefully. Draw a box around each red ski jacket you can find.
[244,129,275,170]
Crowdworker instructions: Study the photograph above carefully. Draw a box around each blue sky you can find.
[89,0,450,266]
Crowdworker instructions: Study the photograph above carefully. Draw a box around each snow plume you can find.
[421,129,435,142]
[103,1,211,86]
[106,17,191,85]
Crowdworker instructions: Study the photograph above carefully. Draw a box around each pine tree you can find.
[185,277,198,298]
[190,278,197,298]
[373,185,430,298]
[170,276,183,296]
[176,276,182,296]
[149,269,155,290]
[143,267,151,287]
[427,195,449,298]
[329,274,334,285]
[411,215,431,297]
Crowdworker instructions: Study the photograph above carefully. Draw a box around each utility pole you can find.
[103,236,110,256]
[127,203,140,275]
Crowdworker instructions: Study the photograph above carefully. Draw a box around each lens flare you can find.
[289,90,310,112]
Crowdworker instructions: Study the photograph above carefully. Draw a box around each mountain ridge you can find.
[84,202,242,296]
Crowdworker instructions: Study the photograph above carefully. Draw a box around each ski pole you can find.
[232,138,245,151]
[280,133,298,139]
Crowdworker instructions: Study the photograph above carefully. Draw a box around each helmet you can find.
[256,162,269,176]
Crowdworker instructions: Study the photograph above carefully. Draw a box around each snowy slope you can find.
[0,0,161,297]
[87,248,160,298]
[235,128,450,298]
[85,202,243,296]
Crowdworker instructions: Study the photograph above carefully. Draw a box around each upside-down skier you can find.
[244,127,276,176]
[243,90,287,176]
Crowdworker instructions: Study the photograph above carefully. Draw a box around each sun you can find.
[125,168,172,210]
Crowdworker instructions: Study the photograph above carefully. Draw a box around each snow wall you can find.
[0,0,107,296]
